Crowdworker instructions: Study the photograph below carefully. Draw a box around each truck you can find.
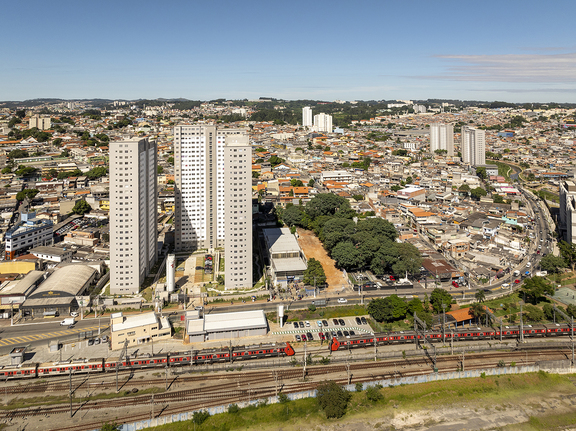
[536,271,548,277]
[513,270,520,277]
[60,317,75,326]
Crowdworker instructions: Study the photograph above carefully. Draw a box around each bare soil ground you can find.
[296,228,348,291]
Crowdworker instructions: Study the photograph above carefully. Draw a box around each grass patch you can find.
[141,286,154,302]
[147,373,576,431]
[281,305,368,323]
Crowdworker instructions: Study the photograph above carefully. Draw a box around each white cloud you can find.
[425,52,576,83]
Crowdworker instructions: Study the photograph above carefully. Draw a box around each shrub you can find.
[308,304,317,312]
[228,404,240,414]
[193,410,210,425]
[278,393,290,404]
[366,385,384,402]
[316,381,352,419]
[497,360,505,368]
[355,382,363,392]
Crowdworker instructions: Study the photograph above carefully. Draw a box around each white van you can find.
[60,317,75,326]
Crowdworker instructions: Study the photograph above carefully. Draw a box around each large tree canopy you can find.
[305,193,351,220]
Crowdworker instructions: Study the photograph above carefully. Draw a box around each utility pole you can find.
[373,333,377,361]
[520,301,524,343]
[442,303,446,346]
[303,342,307,379]
[553,305,574,366]
[165,364,168,390]
[69,367,73,418]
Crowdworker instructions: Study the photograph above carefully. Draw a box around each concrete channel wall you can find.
[92,362,574,431]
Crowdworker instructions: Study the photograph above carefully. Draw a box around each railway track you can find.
[1,349,569,423]
[3,349,568,395]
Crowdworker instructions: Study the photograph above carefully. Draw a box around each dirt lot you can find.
[297,228,348,291]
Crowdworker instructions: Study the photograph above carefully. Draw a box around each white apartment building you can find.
[430,123,454,156]
[314,113,333,133]
[28,115,51,130]
[461,126,485,166]
[302,107,313,128]
[109,137,158,295]
[224,135,253,289]
[560,180,576,243]
[173,125,244,251]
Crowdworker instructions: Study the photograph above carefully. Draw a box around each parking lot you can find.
[277,316,372,342]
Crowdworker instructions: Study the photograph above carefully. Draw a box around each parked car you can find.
[336,330,343,337]
[305,321,310,327]
[317,320,322,327]
[361,317,367,325]
[295,335,301,342]
[343,330,350,337]
[293,322,299,329]
[355,317,362,325]
[390,275,396,281]
[338,318,345,326]
[306,332,313,340]
[322,320,329,327]
[337,298,348,304]
[333,319,339,326]
[349,330,356,336]
[299,321,304,328]
[301,334,307,341]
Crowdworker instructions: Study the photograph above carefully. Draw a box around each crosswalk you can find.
[0,325,107,347]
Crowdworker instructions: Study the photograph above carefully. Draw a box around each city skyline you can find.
[2,1,576,103]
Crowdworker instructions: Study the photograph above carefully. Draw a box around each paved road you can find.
[0,318,109,354]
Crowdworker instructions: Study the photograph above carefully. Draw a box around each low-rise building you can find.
[185,309,268,343]
[264,227,308,288]
[110,311,171,349]
[5,213,53,260]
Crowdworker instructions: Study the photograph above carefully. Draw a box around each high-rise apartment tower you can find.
[109,137,158,295]
[302,107,313,128]
[461,126,485,166]
[429,123,454,156]
[314,113,333,133]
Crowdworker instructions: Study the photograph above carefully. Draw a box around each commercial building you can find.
[0,270,45,312]
[396,186,426,201]
[20,265,98,317]
[429,123,454,156]
[461,126,485,166]
[5,212,53,260]
[263,227,307,288]
[29,246,73,263]
[302,107,313,128]
[185,309,268,343]
[560,180,576,243]
[320,170,354,183]
[110,311,171,349]
[314,113,333,133]
[224,134,253,289]
[173,125,245,251]
[109,137,158,295]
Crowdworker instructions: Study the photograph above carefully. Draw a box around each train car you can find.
[232,342,295,361]
[104,355,168,371]
[0,364,38,379]
[544,323,574,336]
[38,358,104,376]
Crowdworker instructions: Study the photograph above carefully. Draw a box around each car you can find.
[94,338,100,345]
[390,275,396,281]
[319,332,325,340]
[336,330,343,337]
[295,335,301,342]
[317,320,323,327]
[305,321,310,327]
[537,250,540,254]
[322,320,329,327]
[301,334,307,341]
[333,319,339,325]
[88,339,94,346]
[501,283,510,288]
[101,336,108,343]
[70,312,79,318]
[337,298,348,304]
[338,318,345,326]
[355,317,362,325]
[306,332,314,340]
[331,331,337,337]
[349,330,356,336]
[293,322,299,329]
[361,317,367,325]
[514,279,521,284]
[299,321,304,328]
[343,330,350,337]
[452,281,459,288]
[196,266,204,270]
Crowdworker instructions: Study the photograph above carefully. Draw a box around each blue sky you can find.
[2,0,576,103]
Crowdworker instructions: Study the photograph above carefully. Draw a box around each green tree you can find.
[559,241,576,271]
[157,166,164,174]
[540,254,566,273]
[476,166,487,180]
[192,410,210,425]
[391,242,423,276]
[72,199,91,215]
[524,304,545,323]
[521,276,554,304]
[167,156,174,164]
[305,193,351,220]
[470,187,487,200]
[1,167,11,174]
[252,171,260,178]
[303,258,326,286]
[459,184,471,193]
[493,194,505,204]
[308,178,315,187]
[352,194,364,201]
[469,303,486,325]
[52,138,63,146]
[8,149,28,159]
[475,289,486,303]
[269,155,285,167]
[430,288,453,314]
[331,242,363,271]
[365,385,384,402]
[290,178,304,187]
[316,381,351,419]
[16,189,39,201]
[566,304,576,318]
[283,205,304,227]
